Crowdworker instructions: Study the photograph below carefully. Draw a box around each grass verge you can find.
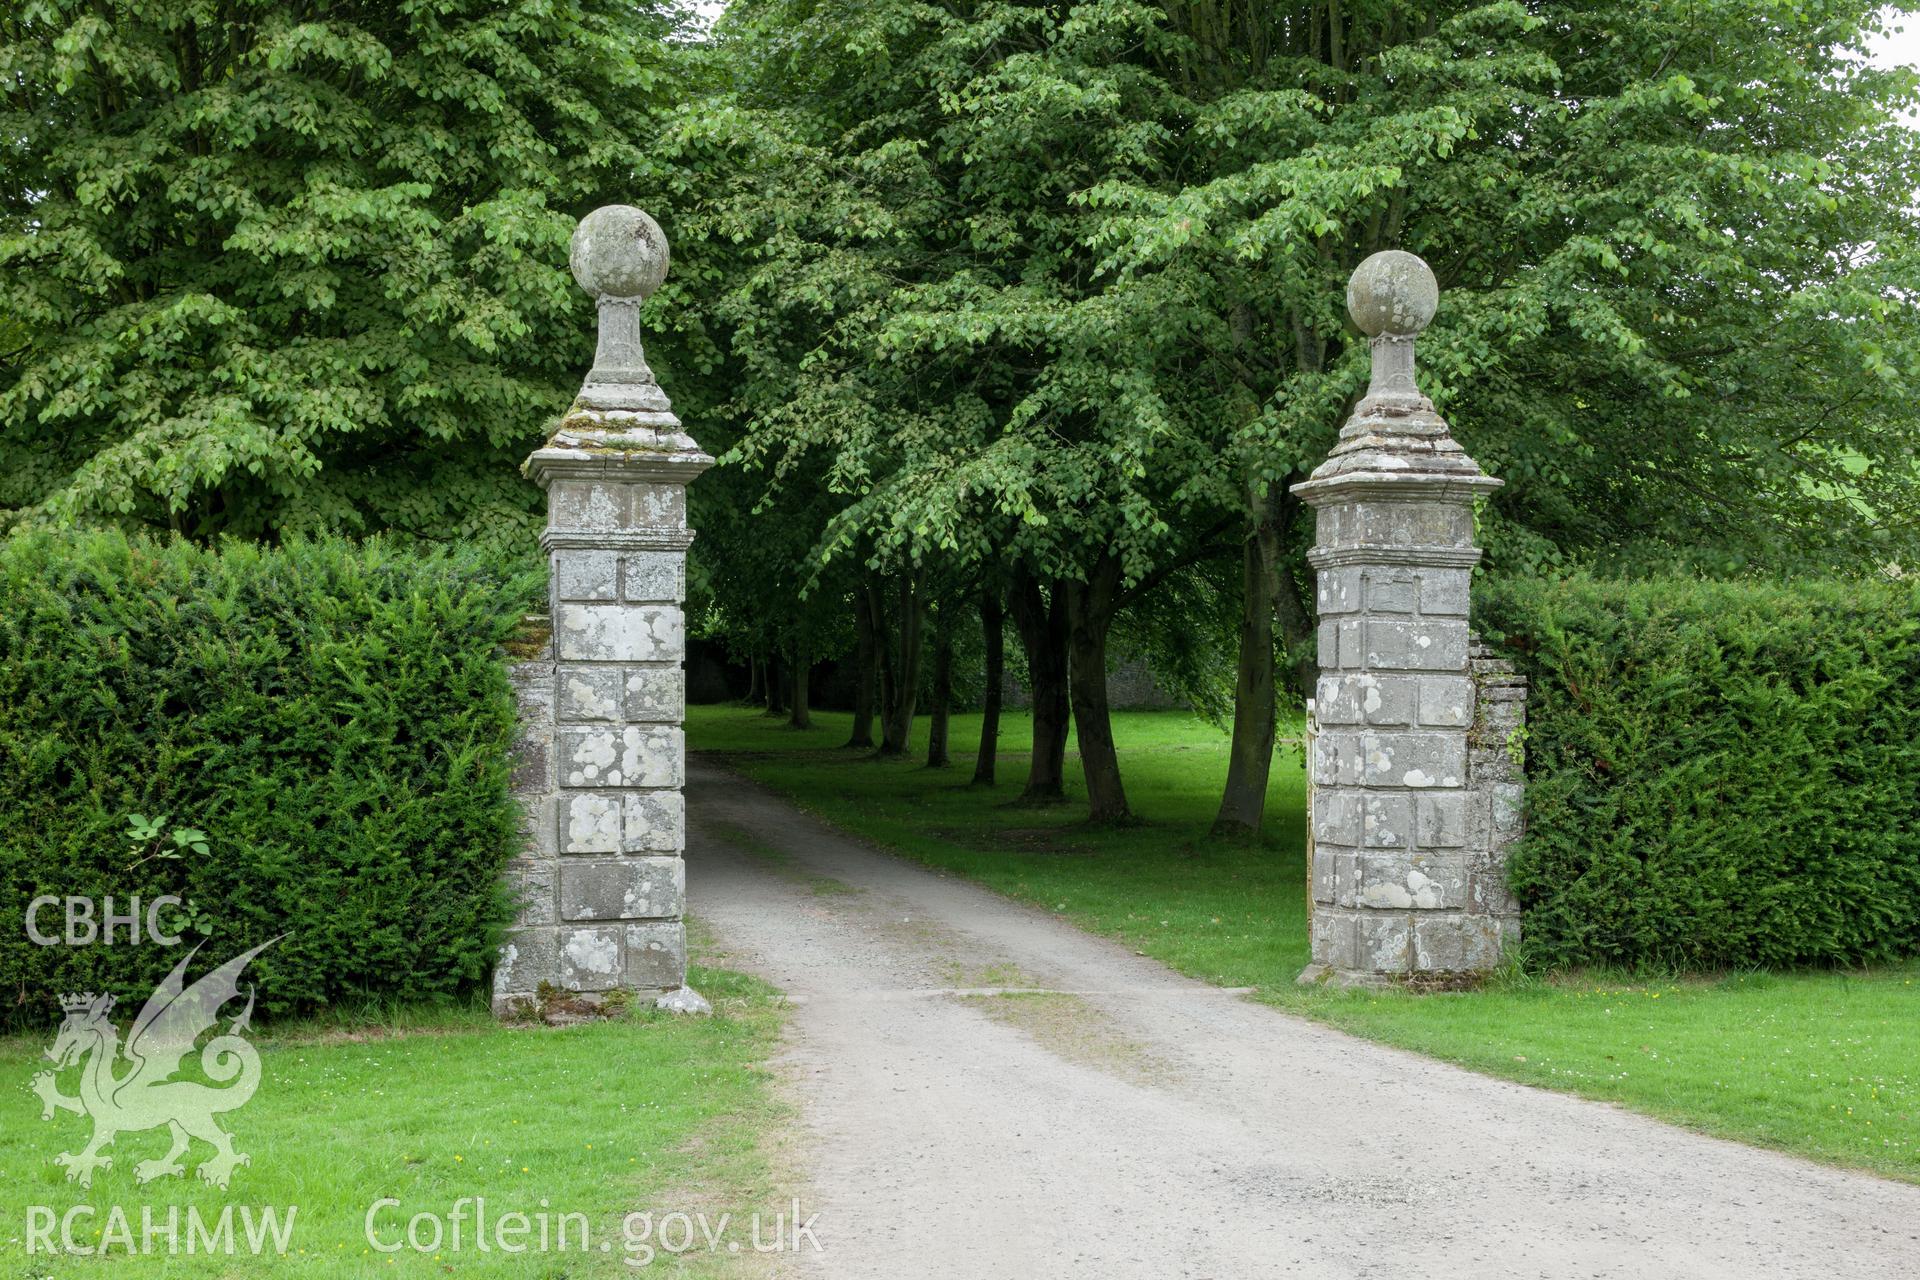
[691,702,1920,1183]
[0,942,793,1277]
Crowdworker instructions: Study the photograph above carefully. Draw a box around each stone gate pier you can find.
[1295,251,1525,985]
[493,206,713,1016]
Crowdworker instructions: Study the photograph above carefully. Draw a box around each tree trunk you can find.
[1065,555,1130,825]
[869,577,897,733]
[972,587,1005,786]
[925,621,952,768]
[788,643,812,730]
[1009,570,1069,804]
[879,577,924,755]
[764,648,786,717]
[847,591,877,748]
[1213,486,1286,838]
[745,653,764,706]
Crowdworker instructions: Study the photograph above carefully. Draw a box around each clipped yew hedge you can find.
[1478,573,1920,971]
[0,531,543,1025]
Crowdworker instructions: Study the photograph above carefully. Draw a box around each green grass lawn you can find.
[0,957,792,1276]
[691,702,1920,1184]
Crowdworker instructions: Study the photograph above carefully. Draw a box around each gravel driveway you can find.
[685,757,1920,1279]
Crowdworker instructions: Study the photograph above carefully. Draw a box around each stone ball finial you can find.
[1347,250,1438,339]
[570,205,670,302]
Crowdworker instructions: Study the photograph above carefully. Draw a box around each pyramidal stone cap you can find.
[526,205,712,488]
[1291,249,1499,503]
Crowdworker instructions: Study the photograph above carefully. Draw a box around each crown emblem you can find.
[36,941,279,1191]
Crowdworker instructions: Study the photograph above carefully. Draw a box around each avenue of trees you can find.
[4,1,1919,833]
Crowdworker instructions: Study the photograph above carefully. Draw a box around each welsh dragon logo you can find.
[30,939,278,1189]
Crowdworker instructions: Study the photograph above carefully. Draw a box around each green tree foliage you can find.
[9,0,1920,846]
[1480,573,1920,969]
[0,531,543,1025]
[693,0,1920,825]
[0,0,694,547]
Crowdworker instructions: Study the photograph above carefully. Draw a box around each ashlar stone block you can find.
[1416,676,1475,728]
[1312,789,1362,848]
[1359,733,1466,789]
[509,664,555,795]
[1491,781,1525,844]
[558,665,625,723]
[1318,620,1369,671]
[1400,501,1475,549]
[562,792,622,854]
[1415,792,1470,848]
[1352,853,1467,911]
[504,859,557,927]
[1355,911,1414,973]
[555,603,684,663]
[1318,674,1416,727]
[624,922,686,989]
[1312,849,1354,905]
[622,552,685,603]
[1310,908,1361,972]
[629,485,687,530]
[1314,674,1352,724]
[557,725,684,789]
[1364,568,1417,614]
[1313,732,1365,787]
[554,550,620,602]
[1361,794,1412,848]
[1316,567,1366,617]
[519,794,559,858]
[560,858,685,922]
[549,480,626,532]
[1468,854,1520,917]
[510,726,552,796]
[1411,913,1504,972]
[1337,620,1368,669]
[494,928,559,1002]
[622,791,685,853]
[1316,500,1475,552]
[1363,619,1469,673]
[624,666,685,722]
[558,926,624,989]
[1416,569,1472,617]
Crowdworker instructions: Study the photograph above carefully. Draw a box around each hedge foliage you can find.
[0,532,543,1025]
[1479,573,1920,971]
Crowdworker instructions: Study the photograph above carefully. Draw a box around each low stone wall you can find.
[1465,640,1527,926]
[1002,656,1183,711]
[500,627,559,1006]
